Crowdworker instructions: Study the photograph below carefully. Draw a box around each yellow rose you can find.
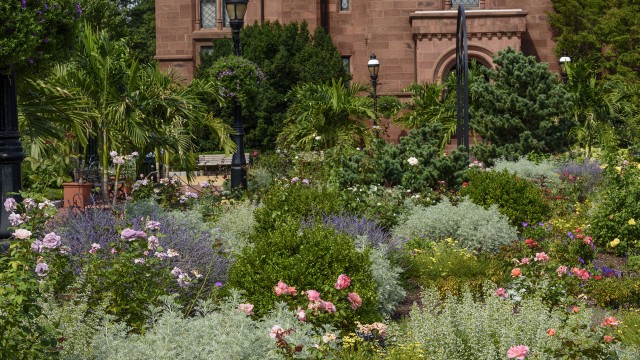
[600,163,608,169]
[610,238,621,247]
[616,166,622,172]
[630,218,636,226]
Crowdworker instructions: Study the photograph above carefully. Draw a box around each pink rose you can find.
[495,287,508,299]
[507,345,530,359]
[274,281,288,296]
[348,292,362,310]
[600,316,619,327]
[270,325,283,338]
[238,303,254,316]
[334,274,351,290]
[576,269,590,280]
[583,236,593,245]
[520,257,531,265]
[321,301,336,313]
[306,289,321,302]
[534,252,550,262]
[603,335,614,343]
[297,307,306,321]
[556,265,568,276]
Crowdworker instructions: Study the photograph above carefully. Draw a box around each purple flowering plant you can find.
[0,0,81,74]
[0,195,65,353]
[203,55,264,110]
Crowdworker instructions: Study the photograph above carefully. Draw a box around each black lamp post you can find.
[0,72,24,240]
[227,0,249,189]
[559,52,571,84]
[368,53,380,127]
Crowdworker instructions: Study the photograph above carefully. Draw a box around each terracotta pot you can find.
[62,182,93,208]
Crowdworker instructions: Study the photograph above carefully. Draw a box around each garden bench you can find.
[197,153,249,174]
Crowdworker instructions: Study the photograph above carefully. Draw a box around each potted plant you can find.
[61,154,93,208]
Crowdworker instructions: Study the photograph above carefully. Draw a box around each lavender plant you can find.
[556,158,604,202]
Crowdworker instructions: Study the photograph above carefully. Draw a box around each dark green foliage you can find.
[330,124,469,192]
[81,0,156,63]
[589,164,640,255]
[460,169,552,227]
[0,0,80,74]
[253,181,347,234]
[196,21,349,150]
[470,48,575,165]
[377,95,402,119]
[549,0,640,80]
[200,56,264,110]
[227,222,380,329]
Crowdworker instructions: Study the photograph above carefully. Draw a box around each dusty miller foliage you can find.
[392,198,516,253]
[90,293,336,359]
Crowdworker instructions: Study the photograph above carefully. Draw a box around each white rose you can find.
[13,229,32,240]
[407,157,419,166]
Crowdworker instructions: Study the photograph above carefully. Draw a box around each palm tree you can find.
[279,79,374,151]
[565,62,617,157]
[19,26,234,202]
[394,81,456,151]
[394,63,486,152]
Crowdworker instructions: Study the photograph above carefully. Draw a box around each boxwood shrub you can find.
[227,222,380,329]
[460,169,551,227]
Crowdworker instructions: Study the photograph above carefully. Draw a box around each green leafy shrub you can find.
[395,285,623,359]
[392,198,517,253]
[585,276,640,309]
[1,0,80,73]
[377,95,401,118]
[227,222,379,329]
[618,309,640,348]
[589,163,640,255]
[329,125,469,192]
[89,294,338,359]
[404,239,505,297]
[253,179,346,234]
[461,169,552,227]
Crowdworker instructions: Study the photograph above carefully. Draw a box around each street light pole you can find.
[227,0,249,189]
[368,53,380,135]
[559,52,571,84]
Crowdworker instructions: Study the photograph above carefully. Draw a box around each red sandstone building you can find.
[155,0,559,95]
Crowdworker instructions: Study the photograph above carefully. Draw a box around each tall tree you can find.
[549,0,640,80]
[197,21,349,150]
[470,48,575,164]
[19,27,233,201]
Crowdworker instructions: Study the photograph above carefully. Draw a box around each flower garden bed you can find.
[2,152,640,359]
